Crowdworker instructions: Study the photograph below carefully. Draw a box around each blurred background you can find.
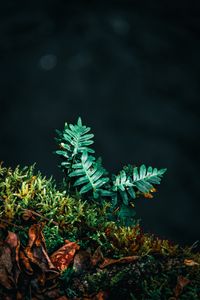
[0,0,199,247]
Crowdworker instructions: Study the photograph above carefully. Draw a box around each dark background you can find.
[0,0,199,247]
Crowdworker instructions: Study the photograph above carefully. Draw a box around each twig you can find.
[22,209,59,226]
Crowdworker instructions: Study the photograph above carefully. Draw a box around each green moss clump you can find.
[0,163,179,257]
[0,117,199,299]
[0,163,110,251]
[0,163,199,299]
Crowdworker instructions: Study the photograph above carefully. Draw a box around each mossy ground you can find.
[0,163,199,299]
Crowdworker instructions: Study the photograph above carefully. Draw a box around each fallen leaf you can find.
[184,259,199,266]
[50,239,80,271]
[0,242,14,289]
[5,231,21,284]
[99,255,139,269]
[19,250,33,274]
[174,275,190,298]
[0,226,63,300]
[24,224,58,278]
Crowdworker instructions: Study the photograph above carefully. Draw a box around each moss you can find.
[84,270,108,293]
[0,163,199,299]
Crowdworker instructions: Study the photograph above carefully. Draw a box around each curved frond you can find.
[132,164,167,193]
[55,116,167,226]
[69,151,110,199]
[111,165,167,208]
[55,117,95,172]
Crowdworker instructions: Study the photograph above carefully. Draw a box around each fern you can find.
[111,166,166,206]
[55,117,94,173]
[55,117,167,226]
[110,166,166,225]
[112,170,135,207]
[132,165,167,193]
[69,151,110,199]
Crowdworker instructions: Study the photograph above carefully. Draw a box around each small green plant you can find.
[0,121,199,300]
[43,225,64,253]
[55,117,167,226]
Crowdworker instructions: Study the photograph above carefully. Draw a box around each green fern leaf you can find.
[93,157,109,176]
[80,182,93,194]
[132,164,167,193]
[55,117,95,174]
[69,151,110,198]
[112,170,136,206]
[55,117,167,226]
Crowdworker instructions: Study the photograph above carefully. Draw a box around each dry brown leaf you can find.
[24,224,58,278]
[174,275,190,298]
[0,242,14,289]
[50,239,80,271]
[99,255,139,269]
[0,231,21,290]
[19,250,33,274]
[184,259,199,266]
[0,226,63,299]
[5,231,21,284]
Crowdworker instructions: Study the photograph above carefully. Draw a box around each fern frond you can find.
[112,170,136,206]
[93,157,109,176]
[55,117,167,226]
[132,164,167,193]
[69,151,110,199]
[55,117,95,172]
[111,165,167,208]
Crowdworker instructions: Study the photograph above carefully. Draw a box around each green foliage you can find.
[0,129,199,300]
[111,165,166,205]
[84,270,108,294]
[0,164,113,251]
[43,225,64,253]
[0,163,177,260]
[55,118,112,199]
[117,203,137,227]
[55,117,94,173]
[112,170,135,206]
[60,268,78,299]
[55,117,167,226]
[132,164,167,192]
[69,150,110,199]
[103,222,142,257]
[60,267,75,285]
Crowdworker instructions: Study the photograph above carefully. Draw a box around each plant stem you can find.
[22,209,59,226]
